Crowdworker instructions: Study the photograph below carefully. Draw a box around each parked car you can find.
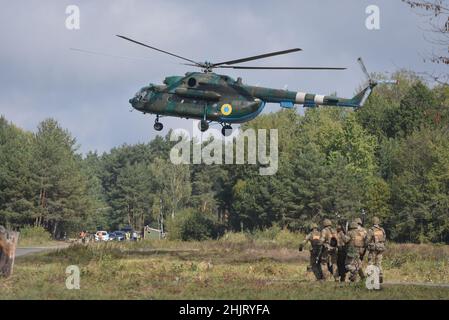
[113,231,126,241]
[95,231,109,241]
[108,232,117,241]
[121,226,134,233]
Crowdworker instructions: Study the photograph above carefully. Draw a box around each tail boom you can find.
[246,84,375,109]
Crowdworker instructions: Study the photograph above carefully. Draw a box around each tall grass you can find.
[5,238,449,300]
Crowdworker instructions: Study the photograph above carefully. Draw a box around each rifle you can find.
[361,209,366,226]
[315,244,324,265]
[360,209,367,260]
[335,212,348,235]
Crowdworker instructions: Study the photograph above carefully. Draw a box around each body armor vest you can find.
[373,227,385,243]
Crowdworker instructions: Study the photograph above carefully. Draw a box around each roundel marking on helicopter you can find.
[221,104,233,116]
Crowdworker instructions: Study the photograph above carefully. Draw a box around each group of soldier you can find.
[299,216,386,283]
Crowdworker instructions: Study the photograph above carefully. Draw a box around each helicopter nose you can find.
[129,97,140,108]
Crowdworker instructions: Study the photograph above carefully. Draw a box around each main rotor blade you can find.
[357,57,371,80]
[212,48,302,67]
[70,48,153,61]
[217,66,346,70]
[116,35,201,65]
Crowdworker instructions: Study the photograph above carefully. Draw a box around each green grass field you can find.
[1,237,449,300]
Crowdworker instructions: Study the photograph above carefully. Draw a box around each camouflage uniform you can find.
[336,225,347,282]
[354,218,367,279]
[299,223,324,281]
[343,222,364,282]
[320,219,339,281]
[366,217,386,283]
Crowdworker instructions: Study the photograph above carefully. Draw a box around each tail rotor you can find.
[354,57,398,107]
[358,57,398,87]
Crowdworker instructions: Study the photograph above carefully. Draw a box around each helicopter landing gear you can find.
[154,116,163,131]
[199,106,210,132]
[199,120,209,132]
[221,124,233,136]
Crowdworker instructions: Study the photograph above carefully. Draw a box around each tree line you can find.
[1,71,449,243]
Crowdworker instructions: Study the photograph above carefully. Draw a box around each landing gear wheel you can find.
[154,122,163,131]
[221,125,233,136]
[199,120,209,132]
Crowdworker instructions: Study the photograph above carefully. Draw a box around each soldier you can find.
[320,219,339,281]
[354,217,367,279]
[343,222,364,282]
[299,223,324,281]
[336,224,347,282]
[366,216,386,283]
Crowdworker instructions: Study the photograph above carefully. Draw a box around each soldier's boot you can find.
[349,273,357,282]
[317,266,324,281]
[314,271,323,281]
[312,265,322,281]
[338,265,347,282]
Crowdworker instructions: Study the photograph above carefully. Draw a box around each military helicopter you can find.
[117,35,396,136]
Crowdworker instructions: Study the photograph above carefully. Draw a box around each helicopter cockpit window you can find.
[135,88,149,101]
[187,78,197,87]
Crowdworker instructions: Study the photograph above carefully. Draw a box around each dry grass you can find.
[1,239,448,300]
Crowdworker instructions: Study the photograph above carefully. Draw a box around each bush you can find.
[19,225,52,245]
[252,225,282,241]
[166,209,222,241]
[250,225,302,248]
[219,231,250,244]
[274,229,302,248]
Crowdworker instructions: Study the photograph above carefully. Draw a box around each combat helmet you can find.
[373,216,380,225]
[310,223,318,230]
[322,219,332,227]
[349,221,359,230]
[354,217,363,225]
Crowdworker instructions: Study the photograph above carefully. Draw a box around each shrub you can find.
[249,225,302,248]
[219,231,250,244]
[166,209,222,241]
[274,229,302,248]
[252,225,282,241]
[19,226,51,245]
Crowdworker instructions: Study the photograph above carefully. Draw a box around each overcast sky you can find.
[0,0,445,154]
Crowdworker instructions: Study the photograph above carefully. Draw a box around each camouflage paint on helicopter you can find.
[116,35,396,136]
[130,71,372,129]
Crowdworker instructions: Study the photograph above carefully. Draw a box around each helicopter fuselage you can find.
[130,72,265,124]
[129,72,363,125]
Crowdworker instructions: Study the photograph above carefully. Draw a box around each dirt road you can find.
[15,244,70,257]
